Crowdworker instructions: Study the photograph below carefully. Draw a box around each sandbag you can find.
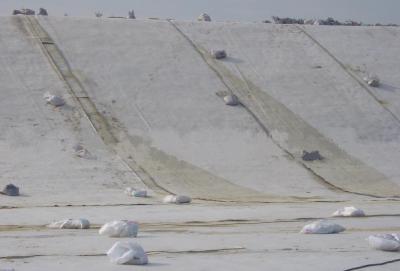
[301,220,345,234]
[363,75,380,87]
[2,184,19,196]
[224,94,239,106]
[125,187,148,197]
[176,195,192,204]
[107,241,148,265]
[163,195,192,204]
[99,220,139,237]
[211,49,227,59]
[198,13,211,22]
[48,218,90,229]
[163,195,176,203]
[133,190,147,197]
[332,206,365,217]
[44,92,65,107]
[302,150,323,161]
[368,234,400,251]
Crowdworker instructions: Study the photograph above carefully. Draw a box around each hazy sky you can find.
[1,0,399,24]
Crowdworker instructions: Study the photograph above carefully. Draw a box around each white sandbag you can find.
[163,195,192,204]
[48,218,90,229]
[99,220,139,237]
[224,94,239,106]
[332,206,365,217]
[368,234,400,251]
[107,241,148,265]
[163,195,176,203]
[124,187,147,197]
[198,13,211,22]
[300,220,345,234]
[44,92,65,107]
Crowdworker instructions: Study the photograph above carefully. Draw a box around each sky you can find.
[1,0,399,24]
